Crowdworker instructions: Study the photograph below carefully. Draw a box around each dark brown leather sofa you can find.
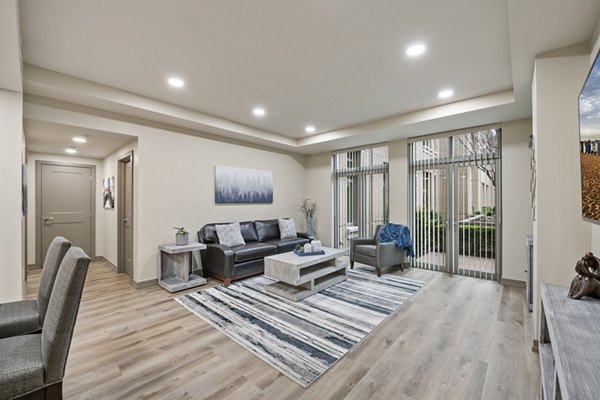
[197,219,310,286]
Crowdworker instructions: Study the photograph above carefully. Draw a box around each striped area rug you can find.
[176,269,425,387]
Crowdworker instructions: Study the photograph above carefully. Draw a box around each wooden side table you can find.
[158,242,207,293]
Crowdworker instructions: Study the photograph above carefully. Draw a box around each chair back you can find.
[41,247,90,385]
[38,236,71,323]
[373,224,383,243]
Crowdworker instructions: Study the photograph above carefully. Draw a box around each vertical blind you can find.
[333,146,389,249]
[409,129,501,280]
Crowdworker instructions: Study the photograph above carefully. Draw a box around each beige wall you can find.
[134,130,307,283]
[26,152,104,265]
[0,0,24,302]
[0,89,24,302]
[306,153,333,246]
[100,141,138,267]
[532,47,591,338]
[501,119,533,281]
[23,103,309,284]
[389,139,409,224]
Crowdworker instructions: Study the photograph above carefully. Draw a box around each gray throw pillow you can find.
[216,222,246,247]
[278,218,297,239]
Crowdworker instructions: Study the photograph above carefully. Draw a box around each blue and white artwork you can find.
[215,166,273,204]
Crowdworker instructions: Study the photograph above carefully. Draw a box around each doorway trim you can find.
[35,160,96,267]
[117,151,134,276]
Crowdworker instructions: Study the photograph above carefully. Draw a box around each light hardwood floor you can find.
[27,261,540,399]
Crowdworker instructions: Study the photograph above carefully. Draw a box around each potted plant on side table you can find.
[174,227,189,246]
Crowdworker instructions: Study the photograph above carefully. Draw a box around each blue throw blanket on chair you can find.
[378,223,415,257]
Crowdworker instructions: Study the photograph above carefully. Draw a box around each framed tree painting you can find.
[215,166,273,204]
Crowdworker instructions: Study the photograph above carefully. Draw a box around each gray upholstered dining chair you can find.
[0,246,91,400]
[349,225,406,277]
[0,236,71,339]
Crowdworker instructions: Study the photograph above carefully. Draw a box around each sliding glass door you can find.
[409,128,501,280]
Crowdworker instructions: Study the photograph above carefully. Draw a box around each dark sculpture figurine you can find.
[568,252,600,299]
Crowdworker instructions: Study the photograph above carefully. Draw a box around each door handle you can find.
[42,216,54,223]
[122,218,128,223]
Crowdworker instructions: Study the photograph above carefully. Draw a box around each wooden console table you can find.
[540,283,600,399]
[158,243,207,293]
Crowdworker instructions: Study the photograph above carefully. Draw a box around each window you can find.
[333,146,389,248]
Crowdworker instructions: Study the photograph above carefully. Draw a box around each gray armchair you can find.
[0,246,90,400]
[0,236,71,339]
[350,225,406,277]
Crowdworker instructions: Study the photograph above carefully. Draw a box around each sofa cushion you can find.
[268,237,310,253]
[233,242,277,263]
[255,220,281,242]
[240,221,259,242]
[278,218,297,239]
[355,244,377,258]
[200,224,219,244]
[216,222,246,247]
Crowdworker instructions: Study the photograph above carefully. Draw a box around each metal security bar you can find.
[408,129,501,280]
[333,147,389,249]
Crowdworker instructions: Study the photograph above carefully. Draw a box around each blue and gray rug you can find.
[176,269,425,387]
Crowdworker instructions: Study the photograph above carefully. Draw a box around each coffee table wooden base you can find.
[264,247,348,301]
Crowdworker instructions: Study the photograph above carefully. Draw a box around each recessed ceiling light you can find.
[438,89,454,99]
[406,43,426,57]
[65,147,77,154]
[167,77,185,88]
[305,125,316,133]
[253,107,266,117]
[72,136,87,143]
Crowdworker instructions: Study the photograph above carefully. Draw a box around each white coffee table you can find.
[264,247,349,301]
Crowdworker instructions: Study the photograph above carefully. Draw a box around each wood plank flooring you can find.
[27,261,540,399]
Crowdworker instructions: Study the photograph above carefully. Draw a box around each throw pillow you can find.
[216,222,246,247]
[255,220,280,241]
[278,218,297,239]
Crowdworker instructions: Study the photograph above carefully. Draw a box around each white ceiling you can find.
[25,119,136,159]
[17,0,600,155]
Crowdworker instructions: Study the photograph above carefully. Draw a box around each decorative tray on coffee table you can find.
[293,249,325,257]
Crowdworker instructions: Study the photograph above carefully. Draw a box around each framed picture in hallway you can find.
[215,166,273,204]
[103,176,115,209]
